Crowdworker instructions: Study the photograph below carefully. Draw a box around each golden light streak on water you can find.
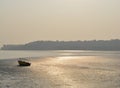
[28,56,120,88]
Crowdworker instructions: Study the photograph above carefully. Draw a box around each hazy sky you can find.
[0,0,120,44]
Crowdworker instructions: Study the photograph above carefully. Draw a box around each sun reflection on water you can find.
[56,56,80,60]
[28,55,120,88]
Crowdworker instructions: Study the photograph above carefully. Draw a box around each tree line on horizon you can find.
[1,39,120,50]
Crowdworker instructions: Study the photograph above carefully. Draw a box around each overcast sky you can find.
[0,0,120,44]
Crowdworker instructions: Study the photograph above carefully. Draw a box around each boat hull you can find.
[18,60,31,66]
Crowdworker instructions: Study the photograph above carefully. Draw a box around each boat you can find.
[18,58,31,66]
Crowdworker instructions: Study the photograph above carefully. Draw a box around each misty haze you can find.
[0,0,120,88]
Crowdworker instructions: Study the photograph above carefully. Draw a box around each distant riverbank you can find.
[1,39,120,51]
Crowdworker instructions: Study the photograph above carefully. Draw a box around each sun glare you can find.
[56,56,80,61]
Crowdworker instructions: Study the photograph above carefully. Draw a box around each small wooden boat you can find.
[18,58,31,66]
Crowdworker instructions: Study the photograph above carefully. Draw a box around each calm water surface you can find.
[0,50,120,60]
[0,50,120,88]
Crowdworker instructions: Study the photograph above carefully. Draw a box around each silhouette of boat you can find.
[18,58,31,66]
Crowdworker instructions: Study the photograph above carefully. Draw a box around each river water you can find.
[0,50,120,88]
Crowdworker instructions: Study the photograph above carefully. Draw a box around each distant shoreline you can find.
[1,39,120,51]
[1,49,120,51]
